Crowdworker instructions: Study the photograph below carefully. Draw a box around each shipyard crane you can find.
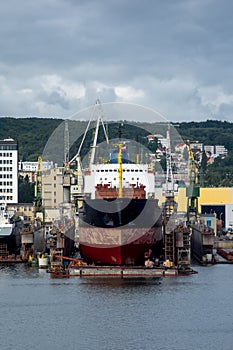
[162,125,178,220]
[34,156,42,205]
[163,131,192,270]
[68,100,109,196]
[186,141,200,223]
[69,100,109,168]
[34,156,44,222]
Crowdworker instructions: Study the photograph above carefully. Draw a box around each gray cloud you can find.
[1,0,233,121]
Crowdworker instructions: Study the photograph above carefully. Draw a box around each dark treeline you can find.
[0,117,62,161]
[1,117,233,187]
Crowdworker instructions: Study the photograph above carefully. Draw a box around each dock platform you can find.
[0,256,26,264]
[48,265,197,278]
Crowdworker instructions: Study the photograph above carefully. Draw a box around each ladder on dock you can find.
[0,243,8,259]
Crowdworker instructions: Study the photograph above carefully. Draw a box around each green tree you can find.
[200,151,208,172]
[183,147,189,161]
[18,175,34,203]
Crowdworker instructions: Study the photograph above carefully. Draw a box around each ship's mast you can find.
[117,123,124,198]
[118,144,123,198]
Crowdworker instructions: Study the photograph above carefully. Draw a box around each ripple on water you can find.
[0,264,233,350]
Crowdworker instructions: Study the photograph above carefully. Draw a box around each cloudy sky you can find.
[1,0,233,122]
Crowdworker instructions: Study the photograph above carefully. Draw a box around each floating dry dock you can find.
[49,265,197,278]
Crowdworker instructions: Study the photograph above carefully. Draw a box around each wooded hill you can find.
[0,117,62,161]
[1,117,233,187]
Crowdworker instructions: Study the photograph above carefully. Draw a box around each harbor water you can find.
[0,264,233,350]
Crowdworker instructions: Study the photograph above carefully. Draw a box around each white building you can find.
[18,160,54,172]
[215,145,228,157]
[204,145,228,157]
[0,138,18,203]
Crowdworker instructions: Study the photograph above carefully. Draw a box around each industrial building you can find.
[176,187,233,230]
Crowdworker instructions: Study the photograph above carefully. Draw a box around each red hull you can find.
[79,240,163,266]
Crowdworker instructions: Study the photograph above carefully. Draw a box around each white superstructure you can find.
[85,163,155,199]
[0,201,14,237]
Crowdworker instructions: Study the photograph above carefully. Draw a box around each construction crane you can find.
[34,156,42,204]
[64,119,69,169]
[186,141,200,223]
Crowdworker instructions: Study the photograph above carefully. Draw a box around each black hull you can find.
[79,198,163,265]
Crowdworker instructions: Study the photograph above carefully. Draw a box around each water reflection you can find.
[0,264,232,350]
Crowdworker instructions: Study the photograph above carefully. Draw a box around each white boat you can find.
[38,257,49,268]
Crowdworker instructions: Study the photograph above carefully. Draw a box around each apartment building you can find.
[0,138,18,203]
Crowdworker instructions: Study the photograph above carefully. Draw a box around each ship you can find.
[0,201,17,257]
[78,140,163,266]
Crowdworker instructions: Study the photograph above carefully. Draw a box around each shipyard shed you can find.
[176,187,233,228]
[176,187,233,212]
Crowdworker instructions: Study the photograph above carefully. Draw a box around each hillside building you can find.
[215,145,228,157]
[190,142,203,151]
[18,161,54,183]
[18,160,53,172]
